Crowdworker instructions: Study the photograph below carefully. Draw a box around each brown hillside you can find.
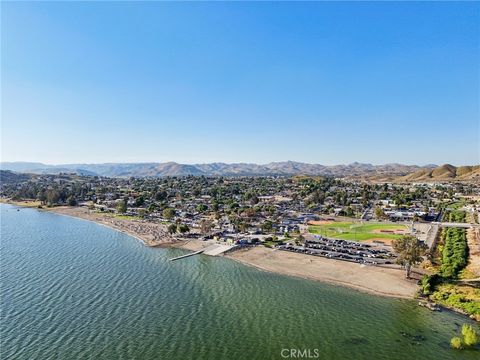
[398,164,480,182]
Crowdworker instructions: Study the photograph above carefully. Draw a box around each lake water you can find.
[1,204,477,359]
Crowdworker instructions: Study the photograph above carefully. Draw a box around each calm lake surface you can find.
[1,204,477,360]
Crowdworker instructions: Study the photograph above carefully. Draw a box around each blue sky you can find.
[1,1,479,165]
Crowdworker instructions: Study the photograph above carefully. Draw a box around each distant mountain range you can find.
[0,161,437,178]
[1,161,478,182]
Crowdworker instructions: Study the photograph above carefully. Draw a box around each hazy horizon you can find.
[0,159,471,168]
[1,159,474,167]
[2,2,479,165]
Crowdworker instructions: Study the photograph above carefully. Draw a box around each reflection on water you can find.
[1,204,476,360]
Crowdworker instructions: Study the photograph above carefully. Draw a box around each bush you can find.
[450,337,463,350]
[420,274,443,295]
[461,324,479,347]
[163,208,176,220]
[116,200,127,214]
[178,224,190,233]
[450,324,479,350]
[430,285,480,318]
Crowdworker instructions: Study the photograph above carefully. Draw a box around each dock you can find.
[169,250,204,261]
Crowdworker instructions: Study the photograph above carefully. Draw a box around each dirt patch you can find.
[364,238,393,245]
[465,228,480,277]
[308,220,334,225]
[371,228,406,234]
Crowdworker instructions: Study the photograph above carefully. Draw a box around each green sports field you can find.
[308,222,407,242]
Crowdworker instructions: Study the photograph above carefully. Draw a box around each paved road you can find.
[432,222,479,229]
[425,224,439,249]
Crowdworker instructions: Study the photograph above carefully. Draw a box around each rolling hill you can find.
[398,164,480,182]
[1,162,477,182]
[0,161,434,178]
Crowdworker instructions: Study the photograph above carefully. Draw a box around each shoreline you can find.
[1,201,179,247]
[225,246,418,299]
[227,254,411,299]
[49,206,180,247]
[2,201,418,299]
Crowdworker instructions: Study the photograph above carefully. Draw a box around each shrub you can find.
[420,274,442,295]
[461,324,479,347]
[450,337,463,350]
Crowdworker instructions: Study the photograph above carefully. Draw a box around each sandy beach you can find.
[226,246,418,299]
[46,206,178,247]
[174,238,418,298]
[2,201,418,299]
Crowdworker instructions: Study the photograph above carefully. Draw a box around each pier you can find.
[169,250,204,261]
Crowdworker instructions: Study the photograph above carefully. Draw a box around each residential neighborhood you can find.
[1,171,478,247]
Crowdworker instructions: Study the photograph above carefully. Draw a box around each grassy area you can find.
[420,226,479,320]
[308,222,407,241]
[93,211,143,221]
[113,214,143,221]
[0,199,42,208]
[447,200,467,210]
[443,210,466,223]
[263,237,291,248]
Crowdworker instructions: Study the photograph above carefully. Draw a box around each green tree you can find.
[262,220,273,233]
[147,203,158,212]
[200,219,213,234]
[135,195,145,207]
[238,221,250,233]
[116,200,127,214]
[392,235,427,278]
[155,190,167,201]
[163,208,176,220]
[196,204,208,213]
[46,189,60,206]
[344,206,354,217]
[168,223,177,235]
[178,224,190,233]
[374,207,386,219]
[67,195,77,206]
[36,190,47,205]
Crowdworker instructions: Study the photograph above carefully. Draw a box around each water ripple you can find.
[1,204,477,360]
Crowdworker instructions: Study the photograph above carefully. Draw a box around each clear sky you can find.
[1,1,479,166]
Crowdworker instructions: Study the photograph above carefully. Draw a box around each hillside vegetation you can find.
[421,226,479,319]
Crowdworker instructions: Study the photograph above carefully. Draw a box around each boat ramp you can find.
[169,243,236,261]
